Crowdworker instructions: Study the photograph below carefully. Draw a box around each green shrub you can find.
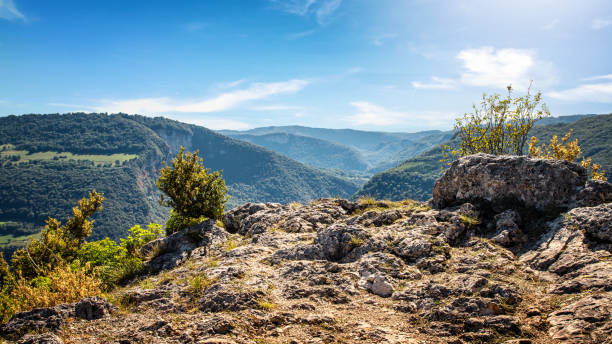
[444,84,549,162]
[120,223,163,256]
[76,223,162,288]
[11,191,105,279]
[156,147,228,234]
[164,210,207,235]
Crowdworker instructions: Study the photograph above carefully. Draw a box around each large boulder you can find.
[432,154,588,213]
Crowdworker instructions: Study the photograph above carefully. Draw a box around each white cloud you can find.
[548,82,612,103]
[93,79,309,114]
[250,105,304,111]
[0,0,25,21]
[582,74,612,81]
[216,79,246,89]
[271,0,317,16]
[412,77,456,90]
[270,0,342,25]
[457,46,555,90]
[591,18,611,30]
[181,118,251,130]
[345,101,455,128]
[315,0,342,25]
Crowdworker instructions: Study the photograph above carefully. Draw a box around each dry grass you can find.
[2,264,101,322]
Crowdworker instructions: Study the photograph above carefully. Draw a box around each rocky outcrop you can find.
[0,298,115,341]
[139,219,228,272]
[4,154,611,343]
[432,154,588,213]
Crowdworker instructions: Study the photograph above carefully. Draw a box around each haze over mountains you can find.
[220,126,452,174]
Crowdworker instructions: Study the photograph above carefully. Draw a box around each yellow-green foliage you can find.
[156,147,229,234]
[459,214,480,226]
[11,191,105,279]
[445,84,550,161]
[529,130,607,181]
[0,264,101,322]
[257,300,277,310]
[357,196,377,206]
[188,273,216,297]
[120,223,163,256]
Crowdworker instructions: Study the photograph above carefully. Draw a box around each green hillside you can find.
[229,133,369,172]
[356,114,612,202]
[221,126,451,173]
[0,113,360,259]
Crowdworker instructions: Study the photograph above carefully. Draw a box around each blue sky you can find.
[1,0,611,132]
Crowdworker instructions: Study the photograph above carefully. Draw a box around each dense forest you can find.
[0,113,360,259]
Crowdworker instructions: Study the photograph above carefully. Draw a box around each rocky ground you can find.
[1,154,611,344]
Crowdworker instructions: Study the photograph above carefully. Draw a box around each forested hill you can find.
[127,115,359,206]
[220,126,451,173]
[0,113,359,258]
[227,132,369,172]
[355,113,612,202]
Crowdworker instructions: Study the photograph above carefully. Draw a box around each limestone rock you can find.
[432,154,587,212]
[548,294,612,343]
[74,296,117,320]
[16,333,63,344]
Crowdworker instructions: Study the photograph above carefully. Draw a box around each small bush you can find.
[188,273,216,297]
[0,264,101,322]
[156,147,229,234]
[443,84,549,162]
[165,210,207,235]
[11,191,105,279]
[529,130,607,181]
[459,214,480,226]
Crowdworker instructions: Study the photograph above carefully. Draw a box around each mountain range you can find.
[1,112,609,259]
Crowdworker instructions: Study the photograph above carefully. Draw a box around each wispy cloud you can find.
[286,29,316,40]
[250,105,304,111]
[371,33,397,47]
[344,101,455,128]
[270,0,342,25]
[179,117,251,130]
[582,74,612,81]
[591,18,611,30]
[271,0,317,16]
[216,79,247,89]
[91,79,309,114]
[0,0,25,21]
[315,0,342,25]
[457,46,556,90]
[412,77,456,90]
[548,81,612,103]
[542,19,560,30]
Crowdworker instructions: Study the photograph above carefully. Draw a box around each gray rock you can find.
[140,219,227,272]
[492,209,526,246]
[432,154,587,213]
[366,273,394,297]
[548,293,612,343]
[0,307,67,338]
[74,296,117,320]
[574,179,612,208]
[16,333,63,344]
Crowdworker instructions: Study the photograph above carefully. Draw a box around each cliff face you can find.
[3,154,611,344]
